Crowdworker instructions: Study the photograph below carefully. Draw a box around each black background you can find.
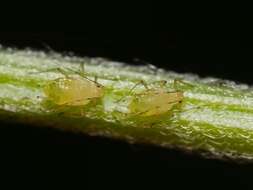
[0,4,253,189]
[0,31,249,83]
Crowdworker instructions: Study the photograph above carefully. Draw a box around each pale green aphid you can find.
[128,80,184,117]
[44,68,104,106]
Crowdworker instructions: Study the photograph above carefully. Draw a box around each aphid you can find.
[129,89,183,116]
[43,68,104,106]
[127,80,184,117]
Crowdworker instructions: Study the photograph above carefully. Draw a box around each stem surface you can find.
[1,47,253,160]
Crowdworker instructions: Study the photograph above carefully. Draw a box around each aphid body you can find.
[129,89,183,116]
[44,77,104,106]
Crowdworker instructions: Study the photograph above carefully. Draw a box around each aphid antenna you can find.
[116,80,169,103]
[173,79,195,90]
[39,41,55,53]
[131,80,168,93]
[58,67,103,87]
[149,80,168,88]
[130,80,150,92]
[30,63,104,89]
[28,68,70,78]
[133,58,158,74]
[69,65,104,86]
[115,80,149,103]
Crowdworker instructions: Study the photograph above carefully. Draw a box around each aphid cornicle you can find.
[44,72,104,106]
[128,80,184,117]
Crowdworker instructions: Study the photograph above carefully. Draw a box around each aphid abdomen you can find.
[44,77,103,106]
[129,90,183,116]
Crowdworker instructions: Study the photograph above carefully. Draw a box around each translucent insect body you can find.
[129,89,183,116]
[44,68,104,106]
[128,80,184,117]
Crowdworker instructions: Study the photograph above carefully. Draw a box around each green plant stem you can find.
[1,47,253,160]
